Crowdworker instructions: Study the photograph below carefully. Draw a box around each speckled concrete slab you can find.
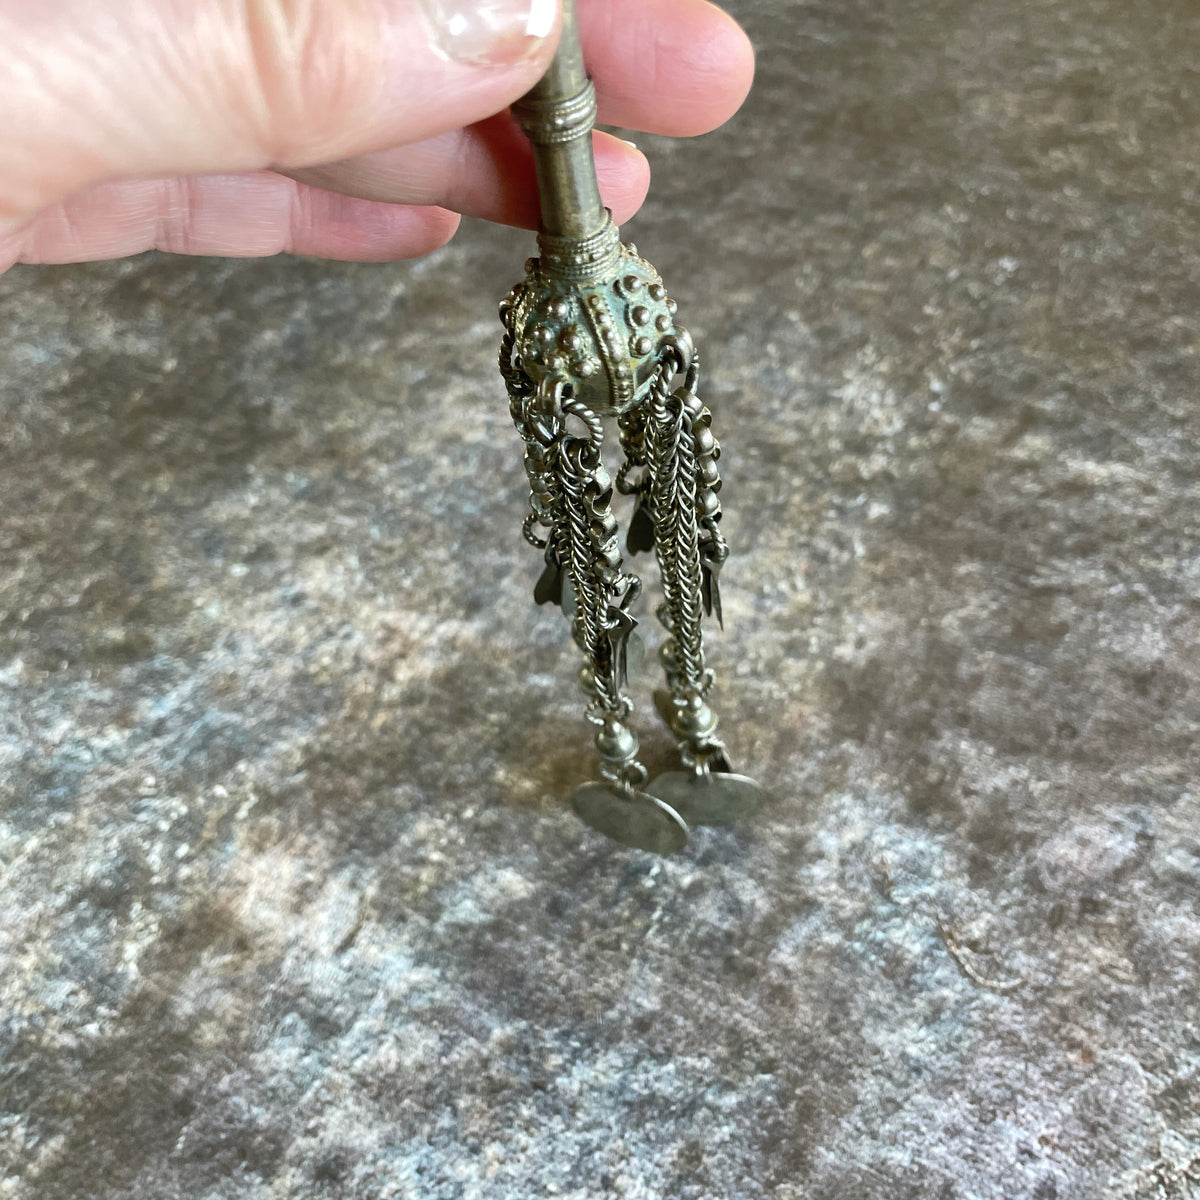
[3,0,1200,1197]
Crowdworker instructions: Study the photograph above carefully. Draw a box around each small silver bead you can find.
[596,716,639,763]
[672,692,717,739]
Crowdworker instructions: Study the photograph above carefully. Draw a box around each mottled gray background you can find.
[3,0,1200,1196]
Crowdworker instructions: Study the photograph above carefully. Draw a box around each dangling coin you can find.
[646,771,768,828]
[570,783,689,854]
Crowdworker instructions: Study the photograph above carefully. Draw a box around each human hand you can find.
[0,0,753,273]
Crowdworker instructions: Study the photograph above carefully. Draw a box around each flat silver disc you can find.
[646,771,768,828]
[570,783,689,854]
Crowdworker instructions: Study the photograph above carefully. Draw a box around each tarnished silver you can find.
[499,0,766,851]
[570,783,689,855]
[644,771,768,830]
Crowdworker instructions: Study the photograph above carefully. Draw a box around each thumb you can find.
[0,0,559,225]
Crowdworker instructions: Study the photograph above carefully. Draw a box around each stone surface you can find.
[3,0,1200,1196]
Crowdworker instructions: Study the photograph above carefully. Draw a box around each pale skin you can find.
[0,0,755,274]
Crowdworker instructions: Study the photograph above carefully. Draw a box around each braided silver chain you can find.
[646,352,710,697]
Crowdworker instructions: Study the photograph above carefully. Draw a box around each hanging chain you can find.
[646,348,709,695]
[501,294,649,791]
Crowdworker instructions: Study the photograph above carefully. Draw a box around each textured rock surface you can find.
[3,0,1200,1196]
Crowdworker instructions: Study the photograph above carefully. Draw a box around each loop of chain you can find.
[616,405,649,495]
[599,757,648,789]
[586,696,633,725]
[561,396,605,450]
[522,512,548,549]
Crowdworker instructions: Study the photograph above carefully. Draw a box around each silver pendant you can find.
[497,0,767,851]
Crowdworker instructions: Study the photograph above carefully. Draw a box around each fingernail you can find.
[418,0,558,65]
